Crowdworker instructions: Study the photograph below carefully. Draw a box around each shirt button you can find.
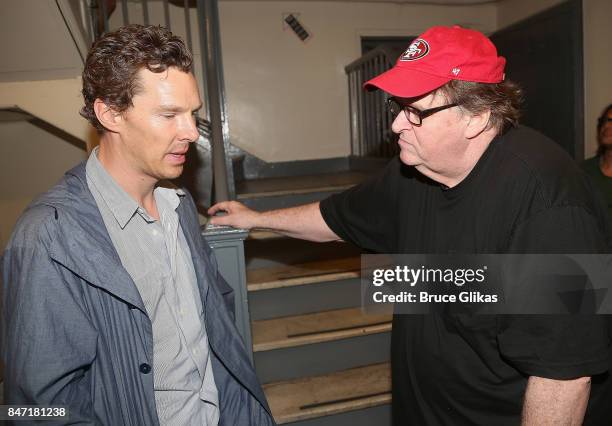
[139,363,151,374]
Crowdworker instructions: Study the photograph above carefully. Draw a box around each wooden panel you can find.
[236,171,370,199]
[247,257,360,291]
[263,363,391,424]
[252,307,392,351]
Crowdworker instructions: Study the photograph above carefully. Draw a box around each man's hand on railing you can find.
[208,201,260,230]
[207,201,340,242]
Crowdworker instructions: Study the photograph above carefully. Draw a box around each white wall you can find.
[0,121,86,249]
[218,1,497,162]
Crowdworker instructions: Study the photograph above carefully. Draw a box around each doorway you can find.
[491,0,584,159]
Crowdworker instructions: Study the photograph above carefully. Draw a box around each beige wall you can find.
[218,1,497,162]
[0,0,83,82]
[0,120,87,249]
[583,0,612,157]
[496,0,566,29]
[0,78,96,147]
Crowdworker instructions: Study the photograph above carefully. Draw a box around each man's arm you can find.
[208,201,340,242]
[521,375,591,426]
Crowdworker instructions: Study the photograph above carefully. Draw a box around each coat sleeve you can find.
[1,216,98,425]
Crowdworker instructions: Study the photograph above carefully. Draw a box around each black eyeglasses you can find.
[387,97,459,126]
[598,117,612,127]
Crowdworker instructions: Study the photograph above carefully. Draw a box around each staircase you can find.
[239,171,393,425]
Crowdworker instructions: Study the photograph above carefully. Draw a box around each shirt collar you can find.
[86,147,184,229]
[155,184,185,217]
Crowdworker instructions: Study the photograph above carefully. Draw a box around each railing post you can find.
[196,0,235,202]
[203,226,253,363]
[120,0,129,26]
[142,0,149,25]
[357,67,365,156]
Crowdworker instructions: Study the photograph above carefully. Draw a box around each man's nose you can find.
[181,115,200,143]
[391,111,412,134]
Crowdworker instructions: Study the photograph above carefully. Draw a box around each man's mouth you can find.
[167,149,188,163]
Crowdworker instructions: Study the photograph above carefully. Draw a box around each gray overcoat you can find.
[1,163,275,425]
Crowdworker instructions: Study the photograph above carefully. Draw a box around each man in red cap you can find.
[209,26,612,425]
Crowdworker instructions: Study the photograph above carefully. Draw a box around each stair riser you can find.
[248,278,362,320]
[279,402,391,426]
[246,239,361,270]
[241,190,341,211]
[255,332,391,383]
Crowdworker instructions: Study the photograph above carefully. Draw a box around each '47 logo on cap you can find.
[400,39,430,61]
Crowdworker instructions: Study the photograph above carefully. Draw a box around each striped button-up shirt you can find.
[86,148,219,425]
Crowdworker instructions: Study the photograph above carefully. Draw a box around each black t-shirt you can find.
[320,126,612,425]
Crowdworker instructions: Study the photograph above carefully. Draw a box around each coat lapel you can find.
[176,200,272,415]
[44,164,147,314]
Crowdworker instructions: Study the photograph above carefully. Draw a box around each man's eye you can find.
[162,114,176,119]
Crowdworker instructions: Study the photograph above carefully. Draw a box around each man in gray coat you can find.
[1,24,274,425]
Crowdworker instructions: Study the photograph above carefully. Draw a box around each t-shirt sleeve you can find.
[319,159,401,253]
[497,204,612,379]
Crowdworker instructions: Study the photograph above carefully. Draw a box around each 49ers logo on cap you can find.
[400,39,430,61]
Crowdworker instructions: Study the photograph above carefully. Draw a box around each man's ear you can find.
[93,99,122,132]
[465,109,491,139]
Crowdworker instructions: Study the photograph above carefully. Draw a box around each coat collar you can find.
[41,162,148,313]
[41,163,212,317]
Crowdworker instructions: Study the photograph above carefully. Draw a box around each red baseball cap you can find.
[364,25,506,98]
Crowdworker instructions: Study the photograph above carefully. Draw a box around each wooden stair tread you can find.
[236,171,370,200]
[237,184,354,200]
[247,257,360,291]
[252,307,392,352]
[263,363,391,424]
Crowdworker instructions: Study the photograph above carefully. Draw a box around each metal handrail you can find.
[345,46,399,158]
[344,46,396,74]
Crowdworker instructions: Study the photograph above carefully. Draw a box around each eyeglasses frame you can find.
[387,97,459,127]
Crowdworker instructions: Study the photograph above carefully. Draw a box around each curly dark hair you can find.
[597,104,612,133]
[80,24,193,132]
[597,103,612,155]
[437,79,524,135]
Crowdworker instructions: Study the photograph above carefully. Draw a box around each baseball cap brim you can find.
[363,66,451,98]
